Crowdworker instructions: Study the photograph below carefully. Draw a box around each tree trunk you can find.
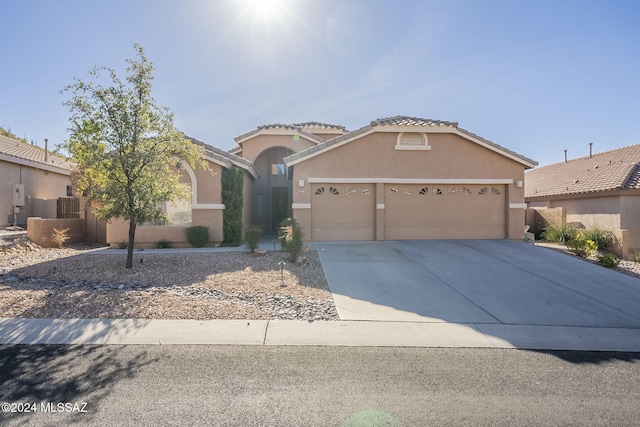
[126,220,136,269]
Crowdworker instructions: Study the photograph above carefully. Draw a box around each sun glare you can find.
[242,0,289,24]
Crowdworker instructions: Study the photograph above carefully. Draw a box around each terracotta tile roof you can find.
[187,136,259,178]
[0,134,73,172]
[285,115,537,168]
[525,144,640,198]
[235,122,347,143]
[371,115,458,127]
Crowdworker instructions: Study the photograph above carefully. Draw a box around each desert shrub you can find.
[244,224,263,253]
[279,217,303,262]
[154,239,171,249]
[117,240,128,249]
[542,223,578,243]
[184,226,209,247]
[566,233,597,258]
[583,226,613,251]
[222,166,243,246]
[635,251,640,263]
[51,227,70,248]
[596,252,620,268]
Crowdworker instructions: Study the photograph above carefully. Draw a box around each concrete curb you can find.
[1,318,639,351]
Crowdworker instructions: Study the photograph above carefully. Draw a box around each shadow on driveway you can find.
[315,240,640,354]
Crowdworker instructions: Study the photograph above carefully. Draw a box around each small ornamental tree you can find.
[63,44,207,268]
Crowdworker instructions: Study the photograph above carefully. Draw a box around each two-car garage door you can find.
[311,183,506,241]
[384,184,505,240]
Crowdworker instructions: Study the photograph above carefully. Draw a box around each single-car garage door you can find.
[311,183,375,241]
[384,184,505,239]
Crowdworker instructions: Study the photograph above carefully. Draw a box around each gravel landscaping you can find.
[0,235,338,321]
[2,231,639,322]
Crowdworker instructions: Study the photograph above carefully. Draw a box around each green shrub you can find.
[596,252,620,268]
[542,223,578,243]
[117,240,128,249]
[279,217,303,262]
[184,226,209,247]
[154,239,171,249]
[244,224,263,253]
[635,251,640,263]
[566,233,597,258]
[583,226,613,251]
[222,166,243,246]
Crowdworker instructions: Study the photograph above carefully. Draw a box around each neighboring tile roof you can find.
[284,115,537,167]
[234,122,347,143]
[0,134,73,172]
[525,144,640,198]
[187,136,259,178]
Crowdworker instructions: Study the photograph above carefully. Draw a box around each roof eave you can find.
[234,127,323,145]
[0,153,72,175]
[285,123,538,169]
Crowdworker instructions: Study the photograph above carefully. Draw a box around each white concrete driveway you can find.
[314,240,640,328]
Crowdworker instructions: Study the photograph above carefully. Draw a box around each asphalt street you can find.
[1,345,639,426]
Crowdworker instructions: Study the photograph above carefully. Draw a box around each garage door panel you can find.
[311,184,375,241]
[385,184,505,240]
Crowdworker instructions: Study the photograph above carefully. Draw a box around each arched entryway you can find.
[253,147,294,233]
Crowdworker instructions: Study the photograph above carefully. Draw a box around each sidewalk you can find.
[1,317,640,351]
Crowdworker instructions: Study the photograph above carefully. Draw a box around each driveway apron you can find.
[315,240,640,328]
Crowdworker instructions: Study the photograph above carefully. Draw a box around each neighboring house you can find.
[525,144,640,258]
[106,116,537,247]
[0,134,73,228]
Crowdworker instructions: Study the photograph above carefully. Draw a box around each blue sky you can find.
[1,0,639,167]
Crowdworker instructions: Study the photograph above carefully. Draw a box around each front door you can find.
[271,187,289,233]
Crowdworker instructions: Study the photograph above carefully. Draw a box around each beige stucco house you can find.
[282,117,537,241]
[106,115,537,247]
[0,135,73,228]
[526,144,640,258]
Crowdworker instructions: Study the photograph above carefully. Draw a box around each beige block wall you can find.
[529,193,639,258]
[106,211,223,248]
[620,194,640,252]
[291,132,528,241]
[27,217,84,247]
[549,196,622,230]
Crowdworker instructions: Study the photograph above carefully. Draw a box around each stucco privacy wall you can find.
[542,194,640,255]
[621,195,640,251]
[289,131,527,241]
[27,217,84,247]
[1,160,71,227]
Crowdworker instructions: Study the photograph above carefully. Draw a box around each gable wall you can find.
[240,134,317,163]
[291,131,527,241]
[292,132,525,204]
